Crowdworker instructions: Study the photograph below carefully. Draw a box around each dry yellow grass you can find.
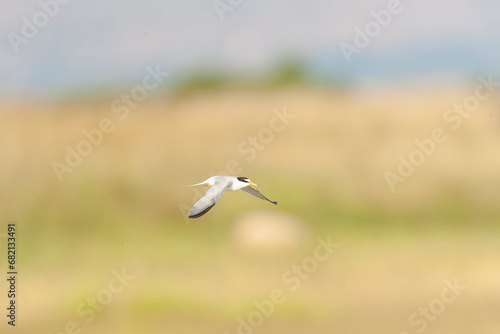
[1,89,499,333]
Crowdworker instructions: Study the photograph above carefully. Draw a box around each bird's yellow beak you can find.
[249,182,258,187]
[206,184,212,187]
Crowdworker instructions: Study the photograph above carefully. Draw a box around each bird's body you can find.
[187,176,277,218]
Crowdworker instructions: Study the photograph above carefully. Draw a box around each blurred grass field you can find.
[1,89,500,333]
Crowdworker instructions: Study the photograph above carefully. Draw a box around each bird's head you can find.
[237,176,258,187]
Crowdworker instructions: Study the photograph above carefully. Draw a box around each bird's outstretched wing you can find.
[188,180,231,218]
[241,186,277,205]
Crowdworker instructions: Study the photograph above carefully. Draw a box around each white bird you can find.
[187,176,277,218]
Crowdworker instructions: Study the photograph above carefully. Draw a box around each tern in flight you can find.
[187,176,277,218]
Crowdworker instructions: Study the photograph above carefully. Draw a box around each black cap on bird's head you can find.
[237,176,258,187]
[237,176,250,183]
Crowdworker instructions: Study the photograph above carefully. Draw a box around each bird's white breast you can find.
[228,179,246,191]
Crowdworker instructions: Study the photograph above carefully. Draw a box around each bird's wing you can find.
[188,180,231,218]
[241,186,277,205]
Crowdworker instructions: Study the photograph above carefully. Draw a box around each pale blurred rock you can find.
[230,211,308,252]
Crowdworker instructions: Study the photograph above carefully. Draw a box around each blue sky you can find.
[1,0,500,99]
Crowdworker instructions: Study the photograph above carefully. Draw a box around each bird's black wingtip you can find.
[188,212,201,219]
[188,205,214,218]
[271,201,278,205]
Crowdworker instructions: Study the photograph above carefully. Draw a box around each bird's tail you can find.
[186,181,207,187]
